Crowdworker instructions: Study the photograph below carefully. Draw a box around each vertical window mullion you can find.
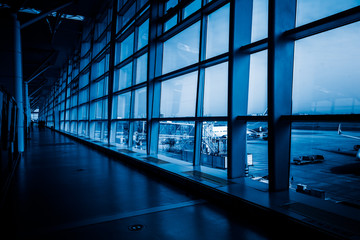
[227,0,253,179]
[194,12,207,166]
[267,0,296,191]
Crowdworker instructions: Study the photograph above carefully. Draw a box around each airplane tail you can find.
[338,124,342,135]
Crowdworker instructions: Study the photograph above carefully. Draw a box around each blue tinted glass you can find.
[206,4,230,59]
[160,71,197,117]
[184,0,201,19]
[114,62,133,91]
[121,33,134,62]
[163,22,200,74]
[113,92,131,119]
[123,3,135,27]
[251,0,268,42]
[134,87,147,118]
[296,0,360,26]
[248,50,267,115]
[166,0,178,12]
[293,22,360,114]
[136,53,148,84]
[164,14,177,32]
[203,62,228,116]
[138,19,149,50]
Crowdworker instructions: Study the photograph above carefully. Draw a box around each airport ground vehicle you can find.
[293,155,325,165]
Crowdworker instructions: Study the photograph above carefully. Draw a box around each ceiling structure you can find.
[0,0,110,110]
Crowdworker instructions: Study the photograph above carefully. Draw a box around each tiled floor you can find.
[1,128,283,239]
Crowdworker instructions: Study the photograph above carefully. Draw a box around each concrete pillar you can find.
[0,10,25,152]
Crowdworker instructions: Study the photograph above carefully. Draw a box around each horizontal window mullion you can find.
[153,116,228,122]
[236,116,268,122]
[240,38,268,54]
[155,53,229,82]
[284,6,360,40]
[282,114,360,122]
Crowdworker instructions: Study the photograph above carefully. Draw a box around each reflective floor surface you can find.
[1,128,282,240]
[1,127,344,240]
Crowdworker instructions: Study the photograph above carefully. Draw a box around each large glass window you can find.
[247,122,268,182]
[121,33,134,62]
[137,19,149,50]
[111,121,130,147]
[136,53,148,84]
[251,0,268,42]
[203,62,228,116]
[248,50,267,115]
[132,121,147,151]
[112,92,131,119]
[114,62,133,91]
[183,0,201,19]
[290,122,360,203]
[158,121,195,163]
[134,87,147,118]
[201,122,228,169]
[206,3,230,59]
[160,71,197,118]
[162,22,200,74]
[296,0,360,26]
[293,22,360,115]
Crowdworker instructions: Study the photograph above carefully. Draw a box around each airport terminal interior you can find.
[1,0,360,239]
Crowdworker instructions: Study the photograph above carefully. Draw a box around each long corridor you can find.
[1,127,282,240]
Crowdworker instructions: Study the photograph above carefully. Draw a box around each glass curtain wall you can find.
[40,0,360,205]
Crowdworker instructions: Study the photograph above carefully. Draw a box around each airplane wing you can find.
[338,124,360,140]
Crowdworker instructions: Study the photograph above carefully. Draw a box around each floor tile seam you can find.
[21,199,206,238]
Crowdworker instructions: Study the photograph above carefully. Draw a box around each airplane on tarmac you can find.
[337,124,360,161]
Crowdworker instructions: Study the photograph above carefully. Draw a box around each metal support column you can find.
[267,0,296,191]
[227,0,253,178]
[13,13,25,152]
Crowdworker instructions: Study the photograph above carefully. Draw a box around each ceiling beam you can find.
[21,1,72,29]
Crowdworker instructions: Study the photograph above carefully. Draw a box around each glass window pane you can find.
[164,14,177,32]
[183,0,201,19]
[134,87,147,118]
[112,92,131,119]
[78,121,88,136]
[206,4,229,59]
[114,62,133,91]
[290,122,360,204]
[296,0,360,26]
[248,50,267,115]
[163,22,200,74]
[91,79,104,100]
[201,122,228,169]
[132,121,147,152]
[160,71,197,118]
[203,62,228,116]
[158,121,195,163]
[111,121,129,147]
[121,33,134,62]
[251,0,268,42]
[138,19,149,50]
[123,3,136,27]
[71,122,77,134]
[94,122,102,140]
[136,53,148,84]
[247,122,268,182]
[79,105,88,120]
[79,72,90,88]
[79,88,89,105]
[166,0,178,13]
[293,22,360,115]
